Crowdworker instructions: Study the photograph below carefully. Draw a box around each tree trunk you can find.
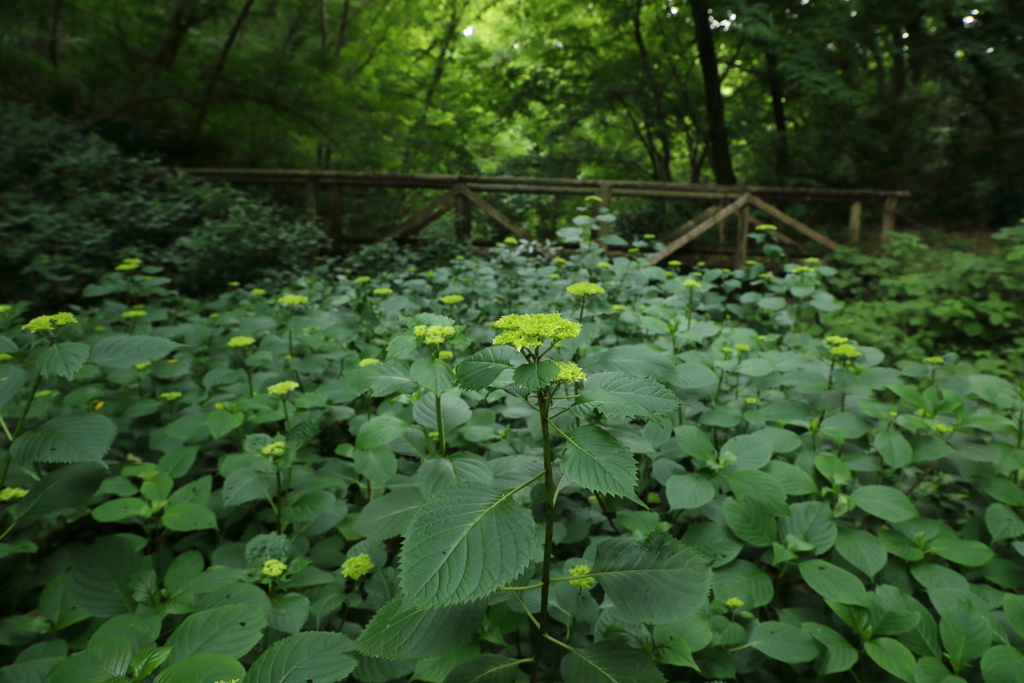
[689,0,737,185]
[765,51,788,179]
[192,0,257,135]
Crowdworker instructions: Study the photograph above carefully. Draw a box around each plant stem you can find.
[0,416,12,443]
[435,392,447,455]
[531,389,556,683]
[14,374,42,439]
[281,399,290,431]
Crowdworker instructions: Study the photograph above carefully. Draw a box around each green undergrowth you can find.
[1,225,1024,683]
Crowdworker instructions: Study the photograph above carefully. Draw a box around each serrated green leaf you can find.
[89,335,180,368]
[14,462,106,523]
[153,654,246,683]
[560,641,666,683]
[674,426,716,461]
[411,357,456,394]
[92,497,151,523]
[268,593,310,635]
[512,360,558,390]
[726,469,788,515]
[455,347,519,390]
[417,455,494,497]
[242,632,356,683]
[354,488,424,540]
[412,391,472,431]
[35,342,90,379]
[1005,593,1024,639]
[0,364,29,411]
[163,503,218,532]
[864,638,916,682]
[356,597,485,659]
[207,410,244,440]
[47,637,131,683]
[165,605,266,663]
[720,434,772,471]
[11,413,117,466]
[666,474,715,510]
[746,621,818,663]
[798,560,868,606]
[356,415,410,450]
[835,528,887,577]
[591,534,711,625]
[0,335,16,353]
[444,655,523,683]
[398,483,535,606]
[560,425,642,504]
[570,372,679,421]
[68,536,152,617]
[981,645,1024,683]
[778,501,836,554]
[672,363,718,388]
[850,485,918,523]
[713,559,774,608]
[130,646,172,680]
[986,503,1024,542]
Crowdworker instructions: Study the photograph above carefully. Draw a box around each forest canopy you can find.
[2,0,1022,229]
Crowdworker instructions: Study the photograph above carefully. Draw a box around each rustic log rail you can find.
[178,168,909,260]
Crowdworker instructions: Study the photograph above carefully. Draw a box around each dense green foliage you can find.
[2,0,1023,231]
[2,226,1024,683]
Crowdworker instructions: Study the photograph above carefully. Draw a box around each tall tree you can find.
[689,0,737,185]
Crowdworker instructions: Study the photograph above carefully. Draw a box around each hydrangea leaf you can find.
[355,597,485,659]
[560,425,643,505]
[570,372,680,421]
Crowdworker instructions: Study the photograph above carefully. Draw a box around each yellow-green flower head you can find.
[228,281,240,287]
[566,282,605,297]
[757,335,767,341]
[682,279,701,288]
[115,257,142,271]
[0,304,11,313]
[277,294,308,306]
[213,680,239,683]
[503,236,520,245]
[548,273,559,279]
[0,353,11,362]
[925,356,944,364]
[758,273,773,279]
[934,423,955,434]
[552,257,568,264]
[22,316,54,333]
[341,553,375,580]
[51,312,77,326]
[553,362,587,383]
[792,266,816,274]
[208,313,220,319]
[612,304,627,311]
[568,564,596,589]
[438,350,454,360]
[491,312,582,350]
[596,262,612,268]
[643,233,656,239]
[372,288,393,296]
[454,256,465,261]
[830,343,861,359]
[825,335,849,345]
[627,247,640,253]
[250,288,266,296]
[889,411,899,417]
[134,362,151,370]
[228,336,256,348]
[440,294,465,305]
[723,268,732,273]
[667,260,682,266]
[755,224,778,231]
[725,597,745,609]
[745,260,758,266]
[358,358,380,367]
[354,276,371,284]
[805,257,821,263]
[262,441,287,457]
[697,261,706,267]
[262,559,287,578]
[121,310,148,319]
[735,344,750,352]
[413,324,456,345]
[721,347,734,355]
[268,380,300,396]
[159,392,182,401]
[745,397,758,405]
[37,390,56,398]
[0,487,29,502]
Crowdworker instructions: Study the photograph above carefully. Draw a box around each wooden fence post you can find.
[305,178,318,220]
[455,191,472,239]
[735,204,750,269]
[327,185,343,245]
[882,196,898,242]
[849,201,862,246]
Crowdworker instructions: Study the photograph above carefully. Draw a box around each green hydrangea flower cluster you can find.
[121,310,147,319]
[0,487,29,502]
[268,381,300,396]
[566,282,605,297]
[277,294,308,305]
[115,257,142,271]
[262,442,287,457]
[262,559,288,577]
[228,336,255,348]
[413,324,456,345]
[491,313,582,351]
[359,358,380,367]
[568,564,595,588]
[159,392,182,401]
[21,312,77,333]
[341,553,375,580]
[440,294,465,305]
[553,361,586,383]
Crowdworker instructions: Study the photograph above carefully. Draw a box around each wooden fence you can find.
[181,168,909,264]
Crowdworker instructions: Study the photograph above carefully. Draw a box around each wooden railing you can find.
[179,168,910,261]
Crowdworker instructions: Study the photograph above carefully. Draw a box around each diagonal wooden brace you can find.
[648,193,751,265]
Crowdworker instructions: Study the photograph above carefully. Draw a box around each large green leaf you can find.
[47,637,131,683]
[35,342,90,379]
[1005,593,1024,639]
[798,560,867,606]
[356,415,410,450]
[981,646,1024,683]
[778,501,836,554]
[570,372,679,421]
[835,528,887,578]
[929,537,995,567]
[163,503,218,532]
[89,335,180,368]
[13,462,106,523]
[355,597,485,659]
[726,469,788,515]
[986,503,1024,542]
[410,356,456,394]
[939,599,992,672]
[512,360,558,390]
[354,488,424,540]
[92,497,151,523]
[874,432,913,468]
[165,605,266,663]
[803,622,858,675]
[746,621,818,663]
[865,638,916,682]
[455,347,519,391]
[242,632,356,683]
[560,425,642,504]
[591,535,711,625]
[560,641,666,683]
[0,364,29,411]
[672,363,718,388]
[850,485,918,523]
[412,391,472,431]
[68,536,152,617]
[713,559,774,608]
[666,474,716,510]
[445,655,522,683]
[11,413,117,466]
[723,497,776,547]
[398,483,535,606]
[153,654,246,683]
[674,426,716,461]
